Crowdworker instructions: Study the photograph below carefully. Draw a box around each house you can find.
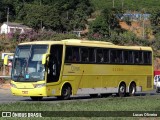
[72,30,83,37]
[0,22,32,34]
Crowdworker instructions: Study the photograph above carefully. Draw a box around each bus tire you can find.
[118,83,126,97]
[156,88,159,93]
[58,85,71,100]
[30,96,43,101]
[129,83,136,96]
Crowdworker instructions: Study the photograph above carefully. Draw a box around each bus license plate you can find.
[22,91,28,94]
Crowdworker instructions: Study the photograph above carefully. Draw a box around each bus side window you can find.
[81,48,89,62]
[144,51,151,64]
[124,51,128,63]
[72,47,80,62]
[134,51,143,64]
[65,47,72,62]
[89,48,95,63]
[103,49,109,63]
[110,50,117,63]
[117,50,123,63]
[139,51,143,64]
[97,49,104,63]
[134,51,139,64]
[124,51,133,64]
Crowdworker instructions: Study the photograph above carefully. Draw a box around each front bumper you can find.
[11,87,47,97]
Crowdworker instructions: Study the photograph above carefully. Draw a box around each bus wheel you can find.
[118,83,126,97]
[30,96,43,101]
[58,85,71,100]
[156,88,159,93]
[129,83,136,96]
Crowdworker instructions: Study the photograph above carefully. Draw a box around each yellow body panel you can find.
[63,64,153,93]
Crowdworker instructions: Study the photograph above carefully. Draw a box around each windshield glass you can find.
[11,45,48,82]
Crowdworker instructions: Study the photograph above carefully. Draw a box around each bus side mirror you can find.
[42,54,50,65]
[4,55,9,65]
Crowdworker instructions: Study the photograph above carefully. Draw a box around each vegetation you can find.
[1,95,160,119]
[1,0,160,57]
[2,95,160,111]
[91,0,160,12]
[89,8,124,39]
[0,0,93,31]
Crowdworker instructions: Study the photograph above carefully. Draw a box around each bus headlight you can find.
[10,83,17,88]
[33,83,46,88]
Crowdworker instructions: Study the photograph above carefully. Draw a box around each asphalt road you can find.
[0,88,160,104]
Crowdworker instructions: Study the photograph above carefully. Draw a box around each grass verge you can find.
[0,95,160,119]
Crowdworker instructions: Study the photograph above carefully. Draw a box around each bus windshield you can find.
[11,45,48,82]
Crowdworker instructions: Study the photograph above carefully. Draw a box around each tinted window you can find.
[134,51,143,64]
[144,51,151,64]
[104,49,109,63]
[89,48,96,62]
[110,50,116,63]
[65,46,80,63]
[72,47,80,62]
[65,47,72,62]
[97,49,104,63]
[117,50,123,63]
[81,48,89,62]
[124,51,133,64]
[110,49,123,63]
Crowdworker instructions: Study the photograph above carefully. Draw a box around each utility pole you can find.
[67,11,69,20]
[142,15,145,39]
[40,0,42,30]
[40,0,41,6]
[7,7,9,34]
[142,9,145,39]
[112,0,115,8]
[121,0,124,10]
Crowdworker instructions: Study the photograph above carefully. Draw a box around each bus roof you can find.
[19,39,152,51]
[19,39,113,45]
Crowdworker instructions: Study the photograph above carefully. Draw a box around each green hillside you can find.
[91,0,160,12]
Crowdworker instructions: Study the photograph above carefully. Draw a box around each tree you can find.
[150,8,160,36]
[15,0,94,32]
[89,16,109,37]
[0,1,5,22]
[89,8,124,38]
[58,0,93,31]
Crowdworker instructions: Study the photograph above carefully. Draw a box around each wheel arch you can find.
[60,82,72,95]
[128,81,136,92]
[118,81,126,88]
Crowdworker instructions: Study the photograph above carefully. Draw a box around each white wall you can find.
[0,23,29,34]
[0,24,9,34]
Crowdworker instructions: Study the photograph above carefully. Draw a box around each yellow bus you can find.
[4,39,153,100]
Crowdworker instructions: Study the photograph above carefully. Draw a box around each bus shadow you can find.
[22,96,92,102]
[21,91,160,102]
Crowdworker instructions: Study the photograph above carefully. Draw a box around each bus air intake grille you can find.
[147,76,152,88]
